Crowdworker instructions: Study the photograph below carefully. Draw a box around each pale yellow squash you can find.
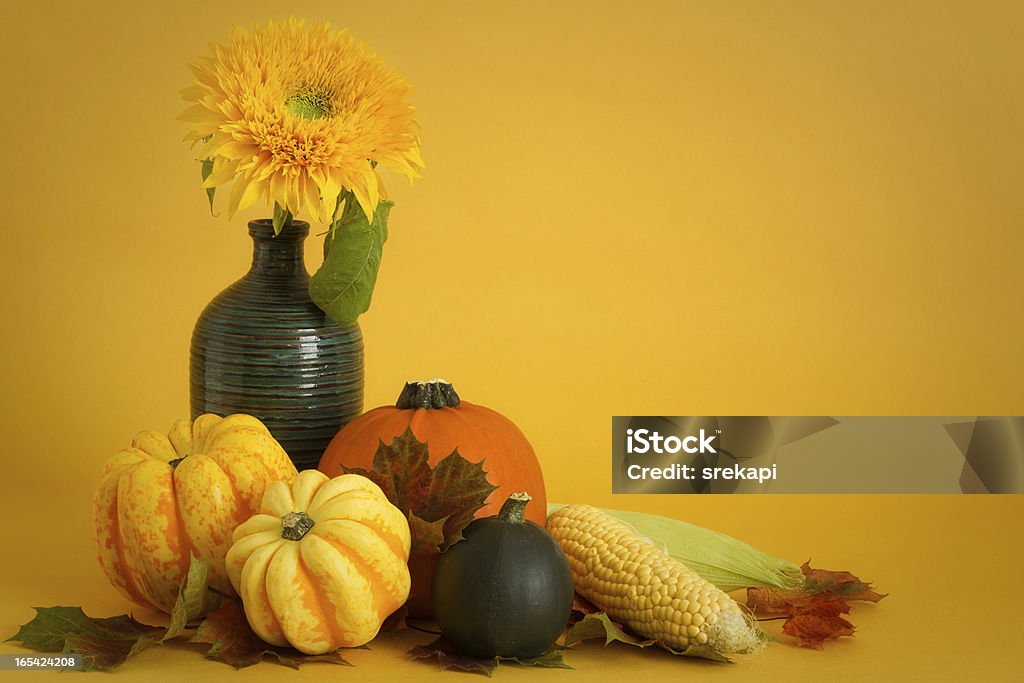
[226,470,412,654]
[92,413,297,613]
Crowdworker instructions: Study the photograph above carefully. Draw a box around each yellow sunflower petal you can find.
[227,174,263,218]
[180,18,422,224]
[348,174,377,224]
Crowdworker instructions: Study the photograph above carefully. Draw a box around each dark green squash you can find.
[431,492,574,659]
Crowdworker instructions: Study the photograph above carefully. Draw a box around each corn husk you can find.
[547,504,802,593]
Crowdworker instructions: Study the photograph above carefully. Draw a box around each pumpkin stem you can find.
[498,492,532,524]
[281,511,315,540]
[396,379,461,409]
[168,457,187,469]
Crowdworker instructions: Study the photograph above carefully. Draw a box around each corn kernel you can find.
[548,504,762,656]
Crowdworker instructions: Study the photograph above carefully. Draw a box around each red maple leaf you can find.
[747,562,886,649]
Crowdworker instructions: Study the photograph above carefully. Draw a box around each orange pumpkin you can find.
[317,379,546,615]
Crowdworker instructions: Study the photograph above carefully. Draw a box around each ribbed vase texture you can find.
[190,220,364,469]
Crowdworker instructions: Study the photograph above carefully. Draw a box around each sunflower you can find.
[180,17,423,225]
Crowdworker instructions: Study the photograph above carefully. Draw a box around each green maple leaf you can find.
[7,608,164,671]
[6,555,217,672]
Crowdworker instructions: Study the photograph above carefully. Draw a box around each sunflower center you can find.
[285,90,333,120]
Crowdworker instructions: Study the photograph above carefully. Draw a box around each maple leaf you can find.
[747,562,886,649]
[783,613,855,649]
[6,555,216,672]
[563,610,734,663]
[800,563,887,602]
[344,427,497,555]
[409,636,571,677]
[564,612,655,649]
[190,597,353,669]
[408,512,447,555]
[7,607,164,672]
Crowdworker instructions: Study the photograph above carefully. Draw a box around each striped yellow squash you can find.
[92,414,298,614]
[226,470,412,653]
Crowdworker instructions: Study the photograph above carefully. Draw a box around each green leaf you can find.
[6,607,164,672]
[410,637,497,677]
[409,637,571,677]
[190,596,352,669]
[564,611,736,663]
[564,612,655,649]
[6,556,220,671]
[309,200,393,326]
[509,648,573,670]
[272,202,292,235]
[164,554,220,640]
[200,158,216,214]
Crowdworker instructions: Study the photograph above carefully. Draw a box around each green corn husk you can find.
[547,504,802,593]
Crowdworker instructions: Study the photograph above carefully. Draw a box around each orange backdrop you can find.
[0,1,1021,680]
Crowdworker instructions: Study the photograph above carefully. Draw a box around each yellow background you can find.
[1,0,1021,680]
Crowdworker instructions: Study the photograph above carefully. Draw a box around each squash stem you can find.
[498,492,532,524]
[168,457,187,469]
[396,379,461,409]
[281,511,315,540]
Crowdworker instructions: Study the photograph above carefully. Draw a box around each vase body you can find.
[190,220,364,469]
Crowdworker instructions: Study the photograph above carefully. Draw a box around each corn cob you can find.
[548,503,802,592]
[548,504,764,656]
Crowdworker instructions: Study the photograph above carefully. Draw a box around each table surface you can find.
[3,492,1020,682]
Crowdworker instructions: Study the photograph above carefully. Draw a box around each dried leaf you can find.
[410,637,497,677]
[563,605,738,663]
[408,513,447,556]
[380,605,409,633]
[6,555,225,670]
[800,563,887,603]
[748,562,886,648]
[165,554,220,640]
[409,636,570,677]
[421,450,495,549]
[345,428,497,556]
[783,614,855,649]
[190,597,352,669]
[564,612,655,649]
[6,607,164,672]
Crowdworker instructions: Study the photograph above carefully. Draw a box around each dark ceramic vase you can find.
[190,219,364,469]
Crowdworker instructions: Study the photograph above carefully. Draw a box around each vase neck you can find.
[248,220,309,279]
